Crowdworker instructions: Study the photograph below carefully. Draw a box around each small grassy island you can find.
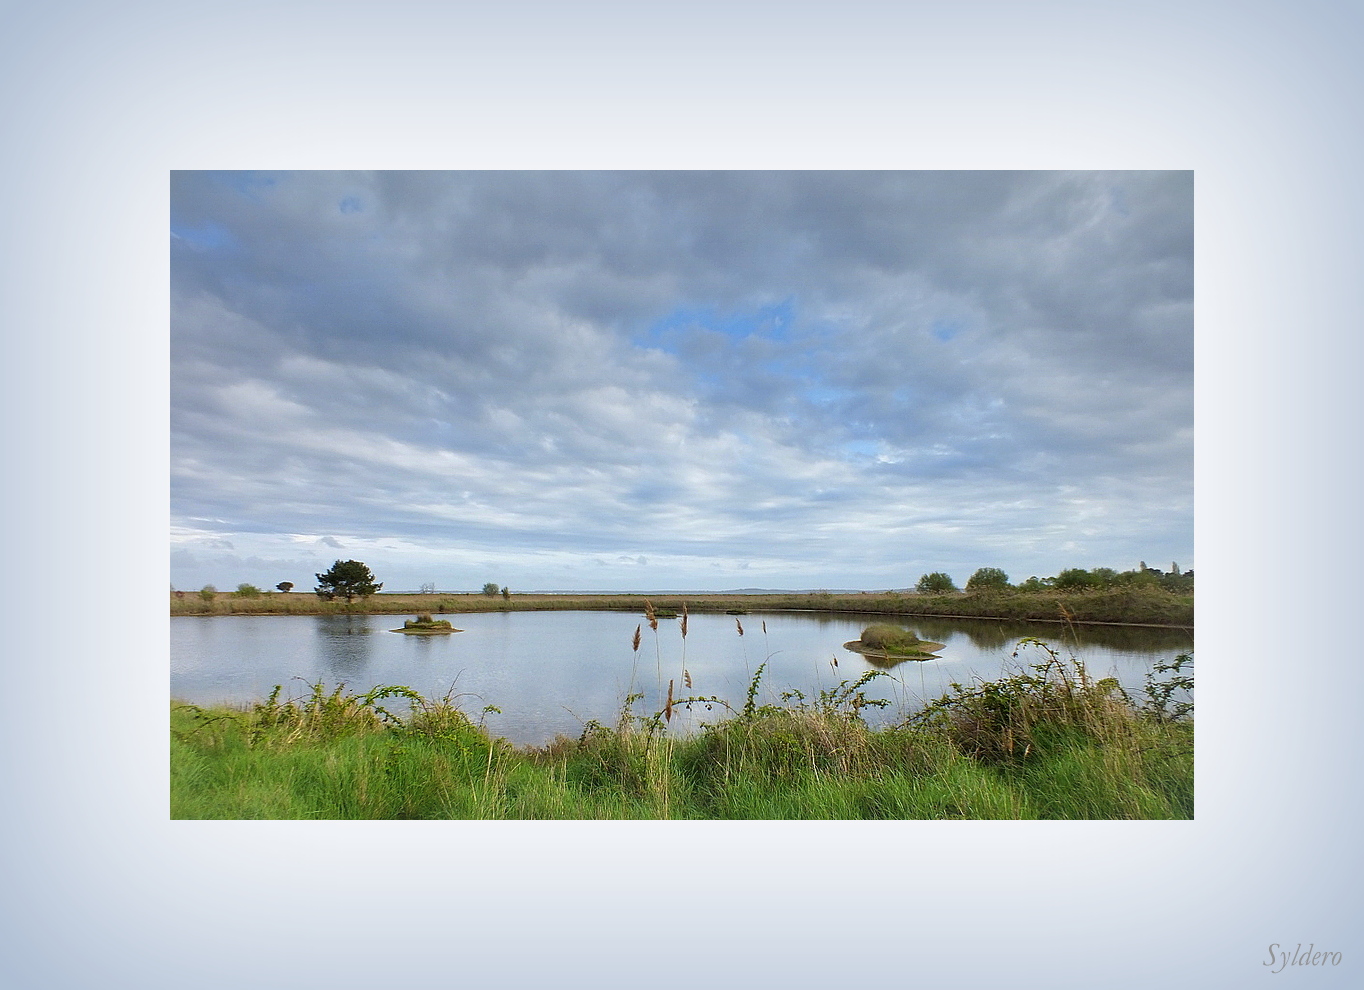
[390,614,461,635]
[844,624,947,662]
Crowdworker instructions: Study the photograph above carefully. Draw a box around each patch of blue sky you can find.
[931,317,962,342]
[840,439,881,462]
[339,196,364,214]
[802,383,854,407]
[636,297,798,352]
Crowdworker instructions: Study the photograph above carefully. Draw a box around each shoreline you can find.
[170,589,1194,630]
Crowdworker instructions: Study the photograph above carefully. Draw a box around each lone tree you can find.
[482,582,500,597]
[276,581,294,593]
[315,560,382,603]
[916,572,958,594]
[965,567,1010,592]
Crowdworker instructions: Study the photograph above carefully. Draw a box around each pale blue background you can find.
[4,1,1361,987]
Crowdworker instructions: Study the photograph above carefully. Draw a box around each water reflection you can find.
[901,616,1193,654]
[314,614,375,680]
[861,653,932,670]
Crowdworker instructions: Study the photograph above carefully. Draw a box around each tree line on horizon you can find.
[917,561,1193,595]
[177,559,1193,604]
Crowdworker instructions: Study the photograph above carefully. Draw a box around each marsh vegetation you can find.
[844,624,947,661]
[391,613,460,634]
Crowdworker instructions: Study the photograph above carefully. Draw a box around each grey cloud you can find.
[171,171,1192,589]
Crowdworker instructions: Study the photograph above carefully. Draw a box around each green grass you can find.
[171,647,1194,820]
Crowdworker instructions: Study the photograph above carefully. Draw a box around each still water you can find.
[170,610,1193,746]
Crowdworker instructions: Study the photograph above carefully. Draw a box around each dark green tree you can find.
[482,582,500,597]
[276,581,294,593]
[315,560,382,603]
[1054,568,1094,590]
[1089,567,1119,589]
[916,572,958,594]
[965,567,1010,592]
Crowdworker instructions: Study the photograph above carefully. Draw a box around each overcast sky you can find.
[170,170,1192,593]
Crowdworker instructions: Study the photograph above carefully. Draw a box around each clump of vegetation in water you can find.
[394,613,459,634]
[847,624,946,658]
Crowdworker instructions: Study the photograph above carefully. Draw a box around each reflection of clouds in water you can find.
[908,616,1194,654]
[171,611,1192,746]
[314,615,375,679]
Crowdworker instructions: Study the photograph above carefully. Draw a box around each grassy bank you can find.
[171,586,1193,628]
[171,645,1194,819]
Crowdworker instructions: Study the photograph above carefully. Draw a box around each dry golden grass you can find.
[169,587,1193,628]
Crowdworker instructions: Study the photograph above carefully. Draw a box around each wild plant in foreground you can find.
[1140,653,1194,722]
[909,638,1158,763]
[645,599,662,691]
[175,680,435,748]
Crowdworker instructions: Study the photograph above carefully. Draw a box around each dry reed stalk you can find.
[632,624,642,652]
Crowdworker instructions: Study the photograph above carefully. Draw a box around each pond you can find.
[170,610,1194,747]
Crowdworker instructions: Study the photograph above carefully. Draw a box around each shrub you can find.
[912,639,1133,764]
[199,585,217,602]
[482,582,500,597]
[234,583,262,598]
[859,624,935,653]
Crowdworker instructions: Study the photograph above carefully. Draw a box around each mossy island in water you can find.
[390,613,461,635]
[844,624,945,663]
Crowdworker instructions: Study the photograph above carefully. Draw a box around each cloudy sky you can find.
[170,170,1192,593]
